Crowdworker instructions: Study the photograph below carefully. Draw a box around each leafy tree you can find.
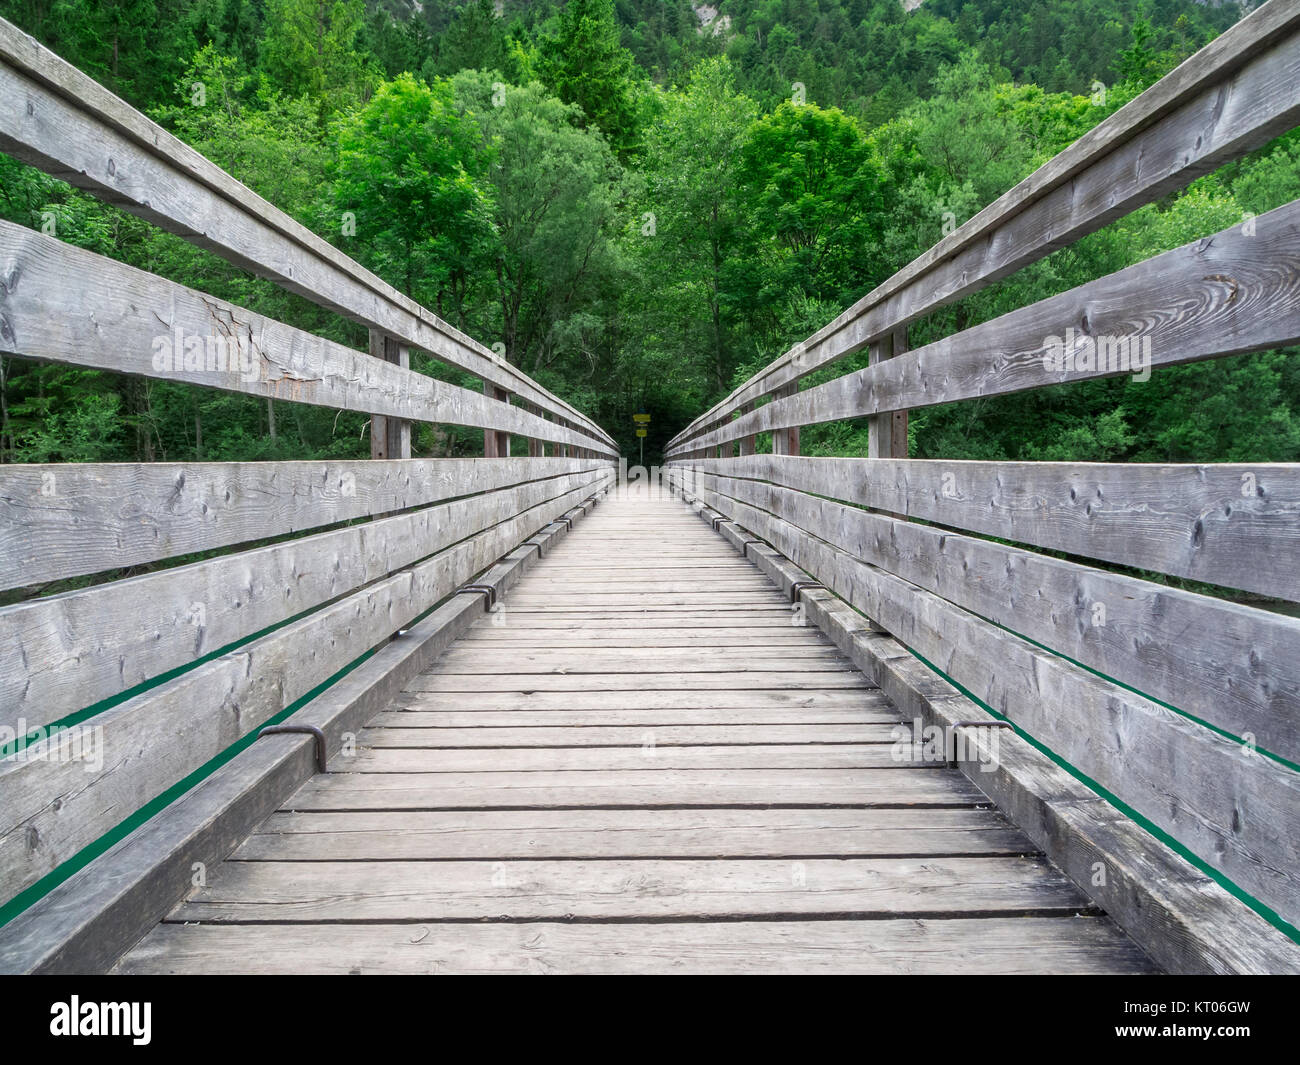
[451,72,628,374]
[434,0,509,77]
[540,0,643,156]
[334,72,497,320]
[634,57,759,393]
[738,99,886,314]
[259,0,373,117]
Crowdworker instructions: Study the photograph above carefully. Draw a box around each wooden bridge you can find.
[2,1,1300,975]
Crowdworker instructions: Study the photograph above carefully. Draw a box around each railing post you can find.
[484,383,511,457]
[772,383,800,455]
[868,326,908,460]
[369,330,411,460]
[528,404,545,457]
[738,402,755,456]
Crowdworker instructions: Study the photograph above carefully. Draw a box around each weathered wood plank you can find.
[231,807,1031,861]
[1,470,608,727]
[123,916,1154,974]
[433,644,846,663]
[0,499,596,974]
[673,455,1300,602]
[457,630,829,646]
[0,457,609,591]
[348,743,919,772]
[169,856,1088,922]
[690,511,1300,974]
[685,466,1300,759]
[406,671,873,693]
[368,706,898,728]
[286,767,985,809]
[0,223,615,456]
[389,689,886,712]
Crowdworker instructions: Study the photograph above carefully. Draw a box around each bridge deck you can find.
[115,499,1154,974]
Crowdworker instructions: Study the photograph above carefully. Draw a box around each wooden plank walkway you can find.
[115,498,1155,974]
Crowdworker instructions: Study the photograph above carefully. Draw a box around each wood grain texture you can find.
[0,480,604,905]
[672,455,1300,601]
[673,472,1300,928]
[683,465,1300,761]
[0,223,615,457]
[1,470,608,727]
[0,457,610,590]
[231,807,1032,861]
[672,197,1300,455]
[100,496,1150,975]
[115,918,1155,975]
[700,507,1300,974]
[0,21,614,446]
[0,501,599,974]
[167,856,1092,922]
[669,3,1300,447]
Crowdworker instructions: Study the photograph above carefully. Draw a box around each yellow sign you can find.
[636,429,648,438]
[633,413,651,423]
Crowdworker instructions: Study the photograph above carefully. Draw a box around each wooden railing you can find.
[0,13,615,926]
[667,0,1300,942]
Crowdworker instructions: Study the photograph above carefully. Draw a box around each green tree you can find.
[334,73,497,320]
[636,57,759,393]
[451,72,627,374]
[259,0,373,117]
[540,0,643,156]
[738,99,887,314]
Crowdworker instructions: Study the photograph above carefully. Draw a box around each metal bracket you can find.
[522,539,546,559]
[740,538,764,560]
[711,516,731,531]
[457,583,498,610]
[788,579,824,603]
[555,516,573,531]
[258,724,328,773]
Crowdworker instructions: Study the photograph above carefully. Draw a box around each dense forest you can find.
[0,0,1296,467]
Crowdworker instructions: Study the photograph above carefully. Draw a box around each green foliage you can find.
[334,72,497,314]
[739,101,886,308]
[539,0,644,156]
[259,0,375,116]
[0,0,1291,471]
[450,72,628,373]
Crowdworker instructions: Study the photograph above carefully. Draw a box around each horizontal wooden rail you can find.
[0,457,608,590]
[0,17,613,449]
[668,467,1300,929]
[678,465,1300,761]
[669,0,1300,451]
[672,456,1300,602]
[0,470,613,904]
[0,223,615,459]
[1,468,610,728]
[671,196,1300,456]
